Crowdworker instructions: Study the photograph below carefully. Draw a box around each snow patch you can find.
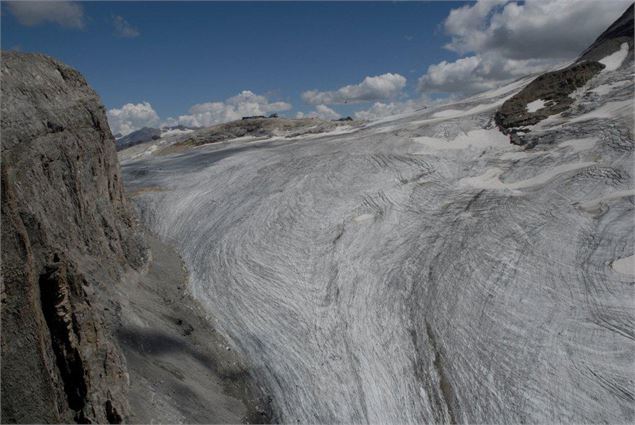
[353,213,375,223]
[599,42,630,72]
[459,162,595,190]
[612,255,635,276]
[526,99,546,113]
[577,189,635,212]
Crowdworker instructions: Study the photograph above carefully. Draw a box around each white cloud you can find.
[302,73,407,105]
[107,102,160,136]
[113,15,139,38]
[419,53,554,94]
[6,1,85,29]
[163,90,292,128]
[296,104,341,120]
[419,0,632,95]
[444,0,631,60]
[442,0,508,54]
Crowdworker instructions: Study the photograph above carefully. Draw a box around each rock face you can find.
[495,4,633,134]
[1,51,146,423]
[494,61,605,131]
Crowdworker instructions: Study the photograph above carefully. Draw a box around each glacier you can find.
[121,62,634,423]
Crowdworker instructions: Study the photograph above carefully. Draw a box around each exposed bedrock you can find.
[495,61,605,131]
[495,4,633,134]
[1,51,146,423]
[1,50,271,425]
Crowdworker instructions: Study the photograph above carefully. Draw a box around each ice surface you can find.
[412,128,509,153]
[569,99,633,123]
[578,189,635,212]
[592,80,630,96]
[122,64,635,424]
[459,162,595,190]
[558,137,597,153]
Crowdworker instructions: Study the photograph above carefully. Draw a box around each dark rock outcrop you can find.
[495,4,633,133]
[1,51,146,423]
[494,61,605,130]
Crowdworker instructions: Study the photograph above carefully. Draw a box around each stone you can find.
[1,51,146,423]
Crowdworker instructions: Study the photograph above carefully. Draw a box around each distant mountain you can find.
[156,116,363,155]
[115,125,201,151]
[115,127,161,151]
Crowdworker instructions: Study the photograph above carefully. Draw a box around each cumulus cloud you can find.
[302,73,407,105]
[444,0,631,60]
[6,0,85,29]
[419,0,631,95]
[163,91,292,128]
[296,104,341,120]
[113,15,139,38]
[419,54,554,94]
[107,102,160,136]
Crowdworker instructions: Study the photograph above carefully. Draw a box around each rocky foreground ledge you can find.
[1,51,269,423]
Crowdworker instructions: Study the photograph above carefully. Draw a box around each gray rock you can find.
[117,235,274,424]
[1,51,147,423]
[495,61,605,131]
[495,4,633,134]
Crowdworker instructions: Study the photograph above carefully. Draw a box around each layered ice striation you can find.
[122,58,634,424]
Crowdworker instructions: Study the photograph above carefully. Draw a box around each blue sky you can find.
[2,2,459,122]
[2,1,630,134]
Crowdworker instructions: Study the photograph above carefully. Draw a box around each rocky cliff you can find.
[1,51,146,423]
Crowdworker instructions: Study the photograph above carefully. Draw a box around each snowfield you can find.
[122,64,634,423]
[600,42,630,71]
